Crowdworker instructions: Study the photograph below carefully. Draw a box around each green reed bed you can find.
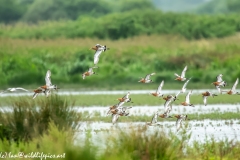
[1,34,240,88]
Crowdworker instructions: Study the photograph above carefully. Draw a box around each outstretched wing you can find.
[182,78,191,91]
[151,111,158,124]
[216,74,223,82]
[45,70,52,86]
[94,49,103,65]
[122,92,130,99]
[174,73,180,77]
[181,66,187,78]
[231,78,239,92]
[112,114,119,124]
[16,87,29,92]
[156,81,164,93]
[145,73,155,80]
[176,118,182,131]
[185,91,192,104]
[203,96,208,106]
[32,93,39,99]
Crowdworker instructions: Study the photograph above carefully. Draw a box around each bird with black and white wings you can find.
[138,73,156,83]
[146,111,161,126]
[175,114,188,132]
[91,44,109,66]
[181,90,194,107]
[221,78,239,95]
[174,66,187,81]
[150,80,164,97]
[212,74,227,93]
[202,91,217,106]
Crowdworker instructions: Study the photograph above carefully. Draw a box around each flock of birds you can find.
[1,44,240,131]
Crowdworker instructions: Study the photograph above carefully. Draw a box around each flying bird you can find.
[175,114,189,132]
[202,91,218,106]
[82,66,98,79]
[174,66,188,81]
[0,87,29,94]
[181,90,195,107]
[138,73,156,83]
[221,78,239,95]
[150,80,164,97]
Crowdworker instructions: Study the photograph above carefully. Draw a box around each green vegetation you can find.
[0,93,239,107]
[0,95,80,143]
[0,95,240,160]
[1,35,240,88]
[1,10,240,39]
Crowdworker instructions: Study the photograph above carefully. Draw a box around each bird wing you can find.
[16,87,28,92]
[185,91,191,104]
[174,73,180,77]
[182,78,191,91]
[88,67,93,73]
[45,70,52,86]
[216,74,223,82]
[181,66,187,78]
[156,81,164,93]
[176,118,182,131]
[174,91,181,100]
[231,78,239,92]
[203,96,208,106]
[122,92,130,99]
[164,99,172,113]
[112,114,119,124]
[94,49,103,65]
[151,111,158,124]
[145,73,155,80]
[216,86,221,93]
[32,93,39,99]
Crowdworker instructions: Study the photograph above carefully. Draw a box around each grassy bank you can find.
[0,34,240,88]
[1,93,239,106]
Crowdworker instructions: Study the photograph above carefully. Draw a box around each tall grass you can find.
[0,95,80,143]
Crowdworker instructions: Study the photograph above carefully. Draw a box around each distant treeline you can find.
[0,10,240,40]
[0,0,155,23]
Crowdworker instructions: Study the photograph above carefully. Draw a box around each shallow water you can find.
[0,89,221,97]
[73,104,240,116]
[75,120,240,146]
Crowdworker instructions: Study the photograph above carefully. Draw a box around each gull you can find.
[138,73,156,83]
[174,66,188,81]
[150,80,164,97]
[202,91,218,106]
[1,87,29,94]
[82,66,98,79]
[181,90,195,107]
[91,44,109,66]
[221,78,239,95]
[175,114,189,132]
